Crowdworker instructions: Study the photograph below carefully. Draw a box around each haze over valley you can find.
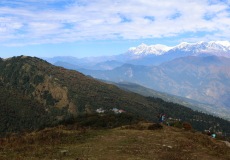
[47,41,230,120]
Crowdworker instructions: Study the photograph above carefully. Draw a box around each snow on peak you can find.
[214,41,230,48]
[128,43,172,55]
[127,41,230,57]
[173,41,230,53]
[176,42,191,49]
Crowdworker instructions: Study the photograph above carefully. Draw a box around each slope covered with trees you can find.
[0,56,229,135]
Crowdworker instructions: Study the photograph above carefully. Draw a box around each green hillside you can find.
[0,56,229,135]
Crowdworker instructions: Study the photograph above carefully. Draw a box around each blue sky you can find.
[0,0,230,58]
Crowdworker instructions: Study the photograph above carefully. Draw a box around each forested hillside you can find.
[0,56,229,136]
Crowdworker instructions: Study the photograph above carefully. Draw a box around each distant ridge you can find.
[45,41,230,69]
[75,56,230,120]
[127,41,230,57]
[114,82,213,113]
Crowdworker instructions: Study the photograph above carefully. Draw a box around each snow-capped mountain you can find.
[128,41,230,57]
[45,41,230,69]
[128,43,172,55]
[119,41,230,65]
[172,41,230,54]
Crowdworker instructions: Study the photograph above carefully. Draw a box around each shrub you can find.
[183,122,193,131]
[148,123,163,130]
[173,121,183,129]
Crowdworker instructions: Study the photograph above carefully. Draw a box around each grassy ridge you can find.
[0,122,229,160]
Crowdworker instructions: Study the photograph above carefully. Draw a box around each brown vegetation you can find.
[0,122,229,160]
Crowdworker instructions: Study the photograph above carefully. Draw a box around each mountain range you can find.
[79,56,230,119]
[44,41,230,120]
[46,41,230,69]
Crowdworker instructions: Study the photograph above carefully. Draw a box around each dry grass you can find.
[0,123,229,160]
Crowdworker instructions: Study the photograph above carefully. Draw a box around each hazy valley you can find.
[47,41,230,120]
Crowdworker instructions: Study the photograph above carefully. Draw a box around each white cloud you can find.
[0,0,230,45]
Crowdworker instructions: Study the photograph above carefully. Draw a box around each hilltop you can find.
[0,56,229,136]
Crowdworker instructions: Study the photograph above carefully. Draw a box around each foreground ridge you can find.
[0,122,229,160]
